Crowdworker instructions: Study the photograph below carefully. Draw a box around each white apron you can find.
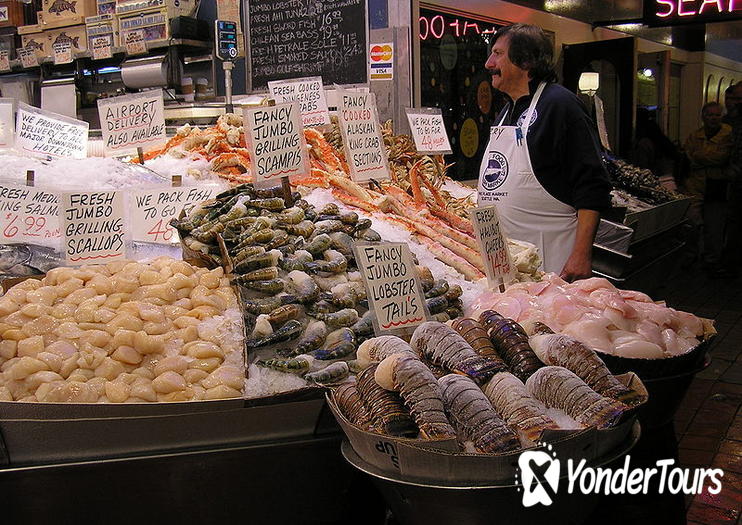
[477,82,577,274]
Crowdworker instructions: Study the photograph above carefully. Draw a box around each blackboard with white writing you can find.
[247,0,368,91]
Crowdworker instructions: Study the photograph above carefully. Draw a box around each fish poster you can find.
[15,102,89,159]
[97,90,166,155]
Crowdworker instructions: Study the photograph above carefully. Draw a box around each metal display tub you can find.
[341,421,641,525]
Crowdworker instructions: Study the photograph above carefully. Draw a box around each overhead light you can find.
[642,68,653,77]
[578,72,600,96]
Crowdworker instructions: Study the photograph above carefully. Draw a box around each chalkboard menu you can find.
[247,0,368,91]
[419,6,508,181]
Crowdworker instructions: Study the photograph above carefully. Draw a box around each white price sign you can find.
[60,190,126,265]
[15,102,89,159]
[130,185,219,244]
[243,101,309,188]
[124,30,147,55]
[91,35,113,60]
[469,205,515,289]
[52,42,72,64]
[267,76,331,127]
[0,183,61,245]
[405,107,452,155]
[18,47,39,68]
[354,242,427,335]
[337,89,389,183]
[0,98,13,148]
[97,90,166,155]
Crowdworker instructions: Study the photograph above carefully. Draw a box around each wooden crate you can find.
[39,0,96,30]
[0,0,25,28]
[20,28,48,58]
[45,22,87,53]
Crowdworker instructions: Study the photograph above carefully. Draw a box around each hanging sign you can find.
[129,185,219,244]
[469,205,514,289]
[124,29,147,55]
[0,98,13,148]
[267,76,331,128]
[243,101,309,187]
[52,42,73,64]
[337,88,389,183]
[18,47,39,68]
[15,102,89,159]
[643,0,742,26]
[0,50,10,72]
[97,90,166,155]
[91,35,114,60]
[0,182,61,244]
[405,107,452,155]
[60,190,126,265]
[354,242,428,335]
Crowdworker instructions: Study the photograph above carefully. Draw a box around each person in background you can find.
[631,108,684,191]
[478,24,611,281]
[683,101,733,276]
[719,82,742,277]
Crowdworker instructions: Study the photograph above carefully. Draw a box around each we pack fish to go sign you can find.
[97,90,166,155]
[243,101,309,188]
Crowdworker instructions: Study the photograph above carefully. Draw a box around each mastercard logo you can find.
[370,44,393,62]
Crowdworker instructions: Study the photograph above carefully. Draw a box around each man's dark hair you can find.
[492,23,557,83]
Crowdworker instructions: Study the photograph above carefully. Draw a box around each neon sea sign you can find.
[419,15,499,41]
[644,0,741,25]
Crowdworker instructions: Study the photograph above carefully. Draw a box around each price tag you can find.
[0,50,10,72]
[91,35,113,60]
[60,190,126,265]
[0,98,13,148]
[243,101,309,188]
[337,88,389,183]
[468,205,515,289]
[53,42,73,64]
[125,30,147,55]
[18,47,39,68]
[354,242,427,335]
[97,90,166,155]
[129,185,219,244]
[267,76,331,127]
[0,182,61,244]
[405,107,452,155]
[15,102,89,159]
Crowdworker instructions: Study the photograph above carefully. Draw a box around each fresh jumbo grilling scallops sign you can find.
[354,242,427,335]
[60,190,126,265]
[97,90,166,155]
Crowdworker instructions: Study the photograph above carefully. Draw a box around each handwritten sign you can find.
[469,205,514,289]
[91,35,113,60]
[60,190,126,265]
[15,102,89,159]
[267,77,331,127]
[52,42,72,64]
[18,47,39,68]
[97,90,166,155]
[405,107,452,154]
[125,30,147,55]
[0,98,13,148]
[0,183,61,245]
[337,89,389,183]
[243,101,309,187]
[0,50,10,72]
[354,242,427,335]
[129,185,218,243]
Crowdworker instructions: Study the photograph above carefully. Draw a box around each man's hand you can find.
[559,209,600,283]
[560,250,592,282]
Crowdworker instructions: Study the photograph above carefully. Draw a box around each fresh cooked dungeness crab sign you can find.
[354,242,427,335]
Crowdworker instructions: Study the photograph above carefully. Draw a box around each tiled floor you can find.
[660,264,742,524]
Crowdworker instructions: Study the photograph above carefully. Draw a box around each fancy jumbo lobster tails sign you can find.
[354,242,428,336]
[643,0,741,25]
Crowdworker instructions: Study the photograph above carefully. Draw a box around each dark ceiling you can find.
[502,0,742,62]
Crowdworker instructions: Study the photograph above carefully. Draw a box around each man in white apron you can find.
[478,24,611,281]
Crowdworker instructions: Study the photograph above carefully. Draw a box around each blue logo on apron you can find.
[482,151,509,190]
